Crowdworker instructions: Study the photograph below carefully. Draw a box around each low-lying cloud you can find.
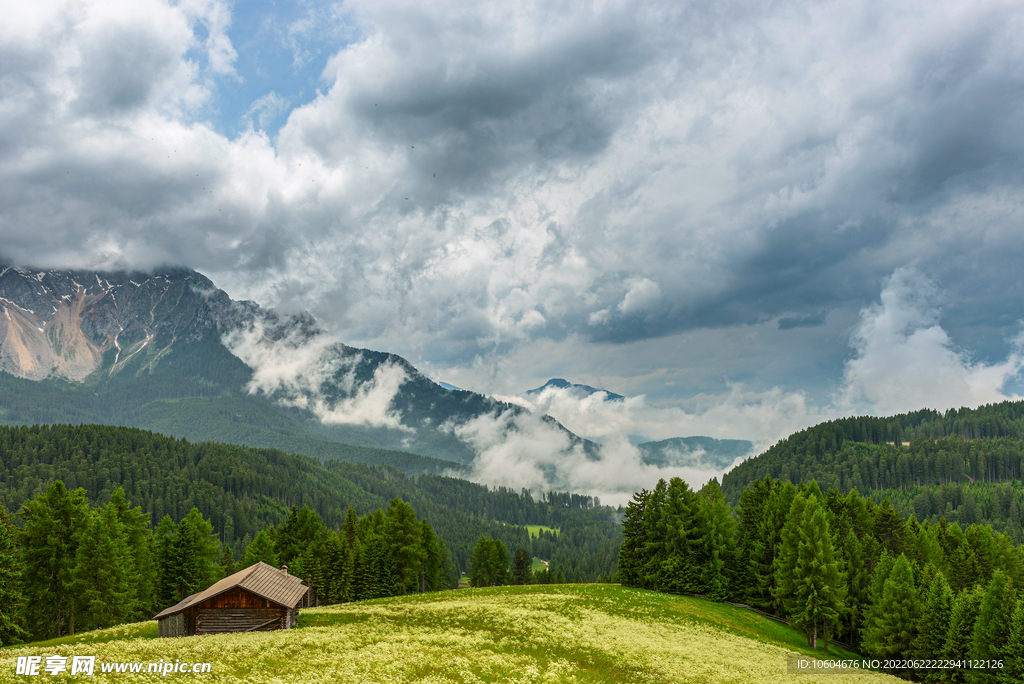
[505,383,830,455]
[223,318,410,431]
[450,408,741,507]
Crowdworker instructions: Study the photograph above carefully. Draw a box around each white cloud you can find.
[222,318,410,430]
[244,91,290,131]
[2,0,1024,485]
[507,382,828,451]
[838,267,1024,415]
[617,277,661,314]
[452,407,736,507]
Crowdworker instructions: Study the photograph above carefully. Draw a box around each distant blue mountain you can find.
[437,381,464,391]
[525,378,625,401]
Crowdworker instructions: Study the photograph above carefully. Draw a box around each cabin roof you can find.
[153,562,307,620]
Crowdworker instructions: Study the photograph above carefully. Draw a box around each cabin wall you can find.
[157,609,196,638]
[191,587,289,635]
[158,584,305,636]
[158,613,184,638]
[196,607,285,634]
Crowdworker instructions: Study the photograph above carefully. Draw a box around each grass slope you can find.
[4,585,900,683]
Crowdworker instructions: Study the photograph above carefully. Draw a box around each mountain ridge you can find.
[0,266,596,475]
[525,377,625,402]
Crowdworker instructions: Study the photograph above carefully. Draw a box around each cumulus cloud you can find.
[2,0,1024,472]
[838,267,1024,415]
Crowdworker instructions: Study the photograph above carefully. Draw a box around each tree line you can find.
[619,475,1024,680]
[0,480,449,645]
[724,433,1024,504]
[465,535,603,587]
[0,424,622,583]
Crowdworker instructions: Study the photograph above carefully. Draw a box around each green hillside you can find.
[723,402,1024,498]
[0,423,620,579]
[721,402,1024,542]
[3,585,901,683]
[0,353,466,477]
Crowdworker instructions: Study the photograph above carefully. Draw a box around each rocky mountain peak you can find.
[0,266,233,381]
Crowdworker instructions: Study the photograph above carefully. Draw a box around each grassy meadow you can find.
[525,525,559,539]
[4,585,902,683]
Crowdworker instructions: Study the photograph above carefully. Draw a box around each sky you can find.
[3,0,1024,457]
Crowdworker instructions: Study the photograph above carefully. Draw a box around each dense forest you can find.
[721,406,1024,548]
[620,475,1024,680]
[0,424,622,583]
[0,368,461,477]
[0,482,448,643]
[723,404,1024,501]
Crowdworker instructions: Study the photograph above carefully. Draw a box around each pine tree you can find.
[18,481,90,639]
[322,531,344,603]
[242,529,279,568]
[72,505,134,632]
[948,543,982,593]
[469,536,493,587]
[734,476,771,603]
[511,549,532,585]
[168,508,219,601]
[696,478,736,601]
[863,554,919,670]
[860,550,894,654]
[357,536,386,599]
[970,570,1017,683]
[106,488,155,620]
[469,536,510,587]
[0,502,26,646]
[841,530,868,648]
[658,477,699,594]
[419,520,445,592]
[874,499,906,557]
[774,487,816,619]
[383,499,424,595]
[1004,597,1024,684]
[340,537,359,602]
[618,489,651,588]
[750,480,795,612]
[912,569,953,684]
[291,539,326,604]
[640,480,670,590]
[943,588,983,684]
[276,506,325,568]
[218,545,236,578]
[792,506,847,651]
[152,515,178,612]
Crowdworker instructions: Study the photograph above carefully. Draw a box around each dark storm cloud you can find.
[777,312,827,330]
[2,0,1024,408]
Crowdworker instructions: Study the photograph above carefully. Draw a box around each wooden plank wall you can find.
[196,608,284,634]
[158,613,186,638]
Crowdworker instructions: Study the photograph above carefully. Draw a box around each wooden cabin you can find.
[154,562,309,637]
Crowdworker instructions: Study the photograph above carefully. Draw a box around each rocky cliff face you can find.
[0,267,236,381]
